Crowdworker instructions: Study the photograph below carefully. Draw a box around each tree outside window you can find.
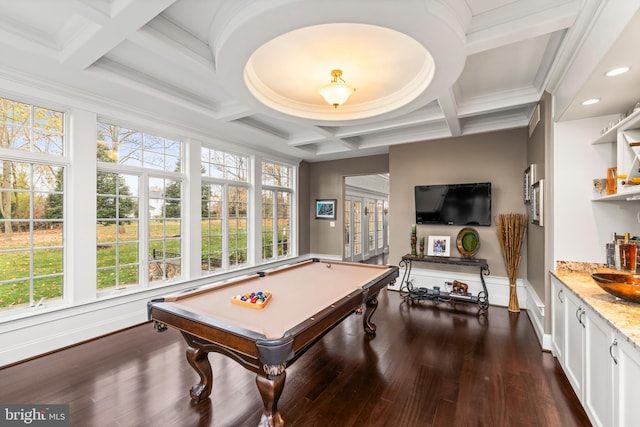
[97,121,183,290]
[0,96,65,310]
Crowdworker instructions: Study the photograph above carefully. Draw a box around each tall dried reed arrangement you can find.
[496,213,528,313]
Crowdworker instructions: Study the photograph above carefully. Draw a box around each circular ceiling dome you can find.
[212,1,467,126]
[244,23,435,121]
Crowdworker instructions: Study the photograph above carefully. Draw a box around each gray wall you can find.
[526,93,551,328]
[307,155,389,256]
[388,128,528,278]
[298,161,311,255]
[304,128,535,297]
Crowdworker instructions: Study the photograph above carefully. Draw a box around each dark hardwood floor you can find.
[0,289,590,426]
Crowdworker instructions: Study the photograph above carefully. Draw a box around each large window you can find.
[0,97,65,310]
[0,92,300,321]
[96,122,183,290]
[201,148,249,272]
[261,161,292,261]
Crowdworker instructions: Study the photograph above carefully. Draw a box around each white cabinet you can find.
[584,307,615,427]
[615,337,640,426]
[563,287,584,398]
[550,276,640,427]
[550,279,565,360]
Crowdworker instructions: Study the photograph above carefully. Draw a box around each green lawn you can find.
[1,219,288,308]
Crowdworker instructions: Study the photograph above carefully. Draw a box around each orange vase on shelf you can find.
[607,167,617,195]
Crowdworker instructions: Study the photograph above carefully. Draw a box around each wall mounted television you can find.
[415,182,492,226]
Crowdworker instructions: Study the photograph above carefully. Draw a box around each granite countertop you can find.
[552,261,640,348]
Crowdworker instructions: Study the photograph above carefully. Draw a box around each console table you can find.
[398,254,490,314]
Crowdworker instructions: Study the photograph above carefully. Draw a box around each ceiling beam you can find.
[128,26,215,78]
[60,0,177,70]
[437,89,462,137]
[289,126,360,151]
[466,0,581,55]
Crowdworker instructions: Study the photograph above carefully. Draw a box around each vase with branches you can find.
[496,213,528,313]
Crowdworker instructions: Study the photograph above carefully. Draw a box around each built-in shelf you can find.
[591,108,640,202]
[592,108,640,145]
[593,188,640,201]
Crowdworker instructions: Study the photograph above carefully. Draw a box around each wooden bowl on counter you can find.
[591,272,640,303]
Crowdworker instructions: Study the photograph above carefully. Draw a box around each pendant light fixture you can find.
[319,69,355,108]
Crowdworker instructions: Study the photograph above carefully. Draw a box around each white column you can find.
[67,109,97,303]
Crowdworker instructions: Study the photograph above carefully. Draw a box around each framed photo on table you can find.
[315,199,337,220]
[427,236,450,257]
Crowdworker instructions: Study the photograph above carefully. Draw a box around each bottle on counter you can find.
[606,232,617,268]
[620,232,637,272]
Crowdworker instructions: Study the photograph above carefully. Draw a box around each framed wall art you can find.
[315,199,337,220]
[427,236,450,257]
[524,164,537,203]
[531,179,544,226]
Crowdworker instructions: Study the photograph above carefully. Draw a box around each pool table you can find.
[147,258,398,426]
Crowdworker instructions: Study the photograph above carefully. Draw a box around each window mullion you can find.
[272,191,278,258]
[140,173,150,287]
[222,183,229,270]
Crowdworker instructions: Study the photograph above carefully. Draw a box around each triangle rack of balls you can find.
[231,291,272,309]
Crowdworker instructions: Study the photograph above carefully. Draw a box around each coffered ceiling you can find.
[0,0,638,162]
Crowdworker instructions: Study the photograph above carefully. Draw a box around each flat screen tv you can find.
[415,182,491,226]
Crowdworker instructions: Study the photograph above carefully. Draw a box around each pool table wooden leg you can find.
[256,372,285,427]
[363,292,380,335]
[185,345,212,403]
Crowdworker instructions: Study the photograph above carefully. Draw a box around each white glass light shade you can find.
[319,82,355,108]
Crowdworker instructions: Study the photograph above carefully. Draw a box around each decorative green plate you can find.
[457,227,480,257]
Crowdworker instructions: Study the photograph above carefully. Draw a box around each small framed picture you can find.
[427,236,450,257]
[315,199,337,220]
[524,164,537,203]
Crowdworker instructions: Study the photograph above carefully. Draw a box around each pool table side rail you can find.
[257,258,392,278]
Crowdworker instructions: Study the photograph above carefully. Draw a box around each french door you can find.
[344,196,388,262]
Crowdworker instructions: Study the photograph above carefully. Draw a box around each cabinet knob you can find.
[557,288,564,303]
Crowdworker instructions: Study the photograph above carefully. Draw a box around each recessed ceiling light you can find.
[581,98,601,105]
[605,67,630,77]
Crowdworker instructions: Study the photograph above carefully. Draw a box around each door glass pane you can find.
[368,201,375,251]
[377,201,384,249]
[344,199,351,258]
[353,201,361,256]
